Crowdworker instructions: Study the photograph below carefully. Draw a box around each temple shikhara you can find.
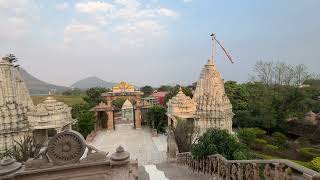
[167,35,234,133]
[0,58,73,153]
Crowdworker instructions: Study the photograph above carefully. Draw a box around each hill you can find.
[19,68,69,95]
[71,76,117,89]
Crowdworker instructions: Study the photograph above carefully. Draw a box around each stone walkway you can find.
[89,125,167,166]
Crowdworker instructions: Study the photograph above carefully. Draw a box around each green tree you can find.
[77,111,95,138]
[158,85,173,92]
[225,81,250,112]
[164,85,193,103]
[112,98,127,109]
[83,87,108,107]
[146,106,167,133]
[192,129,251,160]
[140,85,153,97]
[270,132,288,147]
[237,128,266,145]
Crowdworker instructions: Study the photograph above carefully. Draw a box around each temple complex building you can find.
[0,57,72,153]
[166,40,234,133]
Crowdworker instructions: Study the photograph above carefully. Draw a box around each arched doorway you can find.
[115,99,134,130]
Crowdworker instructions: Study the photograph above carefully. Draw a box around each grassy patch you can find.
[31,95,84,106]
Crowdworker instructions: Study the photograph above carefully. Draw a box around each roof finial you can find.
[210,33,216,64]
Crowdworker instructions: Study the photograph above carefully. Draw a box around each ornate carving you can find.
[47,130,86,165]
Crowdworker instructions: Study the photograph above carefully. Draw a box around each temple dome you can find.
[167,88,196,119]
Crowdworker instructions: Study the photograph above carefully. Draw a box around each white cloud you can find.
[64,23,102,44]
[56,2,69,11]
[70,0,179,47]
[75,1,114,13]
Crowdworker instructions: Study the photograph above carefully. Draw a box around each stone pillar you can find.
[135,108,141,129]
[107,111,114,130]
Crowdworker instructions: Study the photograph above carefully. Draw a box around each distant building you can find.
[152,91,167,106]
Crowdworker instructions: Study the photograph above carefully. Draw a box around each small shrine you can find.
[166,88,196,127]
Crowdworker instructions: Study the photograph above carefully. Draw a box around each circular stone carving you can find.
[47,130,86,165]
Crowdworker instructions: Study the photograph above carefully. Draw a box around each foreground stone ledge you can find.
[1,159,138,180]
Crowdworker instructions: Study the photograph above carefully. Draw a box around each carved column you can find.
[107,111,114,130]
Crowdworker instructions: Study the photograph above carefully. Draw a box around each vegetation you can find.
[83,87,109,108]
[70,87,107,138]
[112,98,127,109]
[192,129,252,160]
[173,119,199,152]
[2,136,43,162]
[146,106,167,133]
[311,157,320,172]
[140,85,154,97]
[237,128,266,145]
[164,85,193,103]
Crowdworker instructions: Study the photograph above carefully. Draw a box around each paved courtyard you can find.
[89,124,167,166]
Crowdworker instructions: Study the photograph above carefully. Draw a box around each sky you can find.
[0,0,319,87]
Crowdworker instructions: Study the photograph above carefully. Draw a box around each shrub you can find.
[311,157,320,172]
[300,148,320,160]
[237,128,266,146]
[4,136,43,162]
[146,106,167,133]
[192,128,251,160]
[265,144,279,151]
[271,132,288,147]
[250,138,268,151]
[254,138,268,144]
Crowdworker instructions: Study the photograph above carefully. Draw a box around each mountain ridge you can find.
[19,68,69,95]
[71,76,117,89]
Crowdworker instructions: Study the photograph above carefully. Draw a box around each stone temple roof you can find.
[122,99,133,110]
[193,59,232,112]
[28,96,71,116]
[166,88,196,119]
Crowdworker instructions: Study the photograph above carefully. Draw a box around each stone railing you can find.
[177,152,320,180]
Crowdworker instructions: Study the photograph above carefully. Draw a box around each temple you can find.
[166,36,234,133]
[166,87,196,127]
[0,57,73,153]
[193,58,234,133]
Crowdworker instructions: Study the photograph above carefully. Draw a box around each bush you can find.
[146,106,167,133]
[265,144,279,151]
[250,138,268,150]
[311,157,320,172]
[237,128,266,145]
[271,132,288,147]
[192,128,251,160]
[77,111,95,138]
[255,138,268,144]
[300,148,320,160]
